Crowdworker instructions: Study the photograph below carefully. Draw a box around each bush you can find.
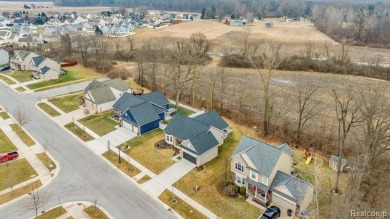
[239,186,246,196]
[223,184,238,198]
[107,67,130,80]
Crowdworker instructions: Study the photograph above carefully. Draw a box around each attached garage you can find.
[183,151,197,164]
[272,192,297,212]
[123,121,139,135]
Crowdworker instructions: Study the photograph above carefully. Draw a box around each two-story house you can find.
[164,111,229,166]
[113,91,170,135]
[10,50,38,71]
[83,78,131,113]
[231,135,313,216]
[31,55,60,81]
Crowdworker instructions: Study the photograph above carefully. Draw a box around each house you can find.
[0,30,12,45]
[329,155,346,172]
[113,91,170,135]
[164,110,229,166]
[10,50,38,71]
[0,49,9,65]
[31,55,60,80]
[83,78,131,113]
[231,136,313,216]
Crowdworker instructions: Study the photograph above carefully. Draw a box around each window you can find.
[170,136,172,141]
[236,176,242,184]
[250,170,258,181]
[166,135,169,141]
[235,162,244,172]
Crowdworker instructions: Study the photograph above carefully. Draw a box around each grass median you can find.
[10,124,35,146]
[102,150,140,177]
[64,122,94,142]
[0,180,42,205]
[84,206,109,219]
[37,206,67,219]
[38,103,61,117]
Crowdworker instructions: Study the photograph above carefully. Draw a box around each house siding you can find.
[140,120,160,134]
[198,146,218,166]
[42,68,59,80]
[269,152,293,182]
[231,155,249,178]
[300,186,314,210]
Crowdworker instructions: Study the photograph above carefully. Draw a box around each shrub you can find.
[239,186,246,196]
[223,184,238,198]
[107,66,130,80]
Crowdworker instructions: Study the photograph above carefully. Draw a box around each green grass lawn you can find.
[10,124,35,146]
[15,87,26,92]
[38,103,61,117]
[26,65,103,90]
[4,71,32,83]
[173,122,263,219]
[36,153,56,172]
[102,150,140,177]
[37,206,67,219]
[48,93,82,113]
[64,122,94,142]
[0,74,16,85]
[78,111,117,136]
[176,106,195,116]
[0,180,42,205]
[0,111,10,120]
[137,175,151,184]
[159,189,208,219]
[0,158,37,191]
[123,130,175,174]
[84,206,109,219]
[0,129,17,153]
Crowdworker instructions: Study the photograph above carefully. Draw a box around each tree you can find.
[119,7,128,16]
[211,4,217,19]
[126,35,135,51]
[23,187,50,218]
[331,85,366,193]
[201,7,207,19]
[95,26,103,35]
[14,109,30,126]
[295,80,320,143]
[60,33,72,57]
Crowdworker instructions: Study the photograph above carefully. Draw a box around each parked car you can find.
[0,151,19,164]
[259,206,281,219]
[0,66,11,72]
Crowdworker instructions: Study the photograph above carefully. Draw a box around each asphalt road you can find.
[0,81,176,219]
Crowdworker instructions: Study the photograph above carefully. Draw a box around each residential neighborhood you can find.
[0,1,389,219]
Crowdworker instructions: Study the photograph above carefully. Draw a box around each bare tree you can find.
[60,33,72,58]
[208,69,217,110]
[127,35,135,52]
[23,187,50,218]
[14,109,30,126]
[216,67,229,113]
[331,85,366,193]
[295,80,321,143]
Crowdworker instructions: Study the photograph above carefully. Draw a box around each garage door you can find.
[123,122,139,134]
[183,152,197,164]
[272,192,297,211]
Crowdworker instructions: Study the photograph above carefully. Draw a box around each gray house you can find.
[164,110,229,166]
[31,55,60,81]
[10,50,38,71]
[231,136,313,216]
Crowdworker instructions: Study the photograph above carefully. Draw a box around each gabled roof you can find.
[113,92,146,112]
[125,102,161,126]
[139,91,169,107]
[84,80,106,91]
[89,86,116,104]
[193,110,229,130]
[270,171,312,204]
[14,50,32,60]
[231,135,284,177]
[164,114,209,140]
[185,131,219,155]
[277,143,295,157]
[103,78,129,91]
[41,66,50,74]
[32,55,46,66]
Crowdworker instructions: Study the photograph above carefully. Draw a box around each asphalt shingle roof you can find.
[113,92,146,112]
[277,143,295,157]
[270,171,312,204]
[41,66,50,74]
[89,86,116,104]
[193,110,229,130]
[187,131,219,155]
[125,102,161,126]
[231,135,283,177]
[32,55,46,66]
[139,91,169,107]
[103,78,129,91]
[164,114,209,140]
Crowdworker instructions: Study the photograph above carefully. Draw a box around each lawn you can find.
[173,122,263,219]
[137,175,151,184]
[78,111,117,136]
[0,111,10,119]
[159,189,208,219]
[0,158,37,191]
[123,130,175,174]
[36,153,56,172]
[84,206,109,219]
[0,74,16,85]
[37,206,67,219]
[0,180,42,205]
[102,150,140,177]
[4,70,32,83]
[38,103,61,117]
[10,124,35,146]
[15,87,26,92]
[64,122,94,142]
[176,106,195,116]
[48,93,82,113]
[26,65,103,90]
[0,129,17,153]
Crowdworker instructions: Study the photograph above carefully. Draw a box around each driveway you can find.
[0,81,176,219]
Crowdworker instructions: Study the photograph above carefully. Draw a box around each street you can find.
[0,81,176,219]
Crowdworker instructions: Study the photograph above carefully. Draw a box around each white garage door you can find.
[272,192,296,212]
[84,100,95,111]
[123,121,139,134]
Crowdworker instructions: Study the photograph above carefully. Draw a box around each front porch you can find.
[247,182,271,204]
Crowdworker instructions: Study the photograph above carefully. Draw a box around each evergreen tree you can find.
[201,7,206,19]
[211,4,216,19]
[95,26,103,35]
